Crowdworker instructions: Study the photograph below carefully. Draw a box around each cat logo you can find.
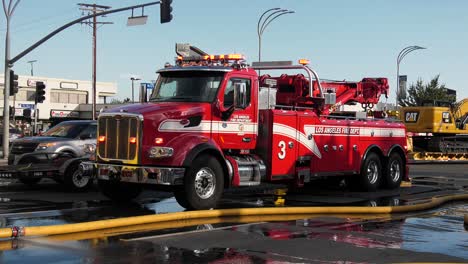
[405,111,419,123]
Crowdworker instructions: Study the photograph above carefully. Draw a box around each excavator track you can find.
[410,135,468,162]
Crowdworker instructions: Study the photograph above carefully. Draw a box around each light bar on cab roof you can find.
[176,54,245,62]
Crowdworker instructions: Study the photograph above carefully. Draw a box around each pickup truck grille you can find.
[98,115,140,161]
[11,142,39,154]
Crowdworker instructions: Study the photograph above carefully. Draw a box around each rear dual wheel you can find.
[348,152,404,191]
[382,153,403,189]
[358,152,382,192]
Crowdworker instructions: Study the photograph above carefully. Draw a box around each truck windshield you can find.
[43,123,88,139]
[149,71,224,102]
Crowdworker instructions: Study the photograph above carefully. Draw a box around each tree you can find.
[109,98,131,104]
[399,75,456,107]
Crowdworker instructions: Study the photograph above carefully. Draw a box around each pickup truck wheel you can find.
[98,180,142,202]
[180,155,224,210]
[382,153,403,189]
[348,152,382,192]
[64,162,93,191]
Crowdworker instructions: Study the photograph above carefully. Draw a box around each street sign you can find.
[141,82,154,89]
[19,103,34,109]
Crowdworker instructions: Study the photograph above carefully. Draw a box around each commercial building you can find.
[0,74,118,130]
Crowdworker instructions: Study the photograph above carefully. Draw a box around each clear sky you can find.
[1,0,467,103]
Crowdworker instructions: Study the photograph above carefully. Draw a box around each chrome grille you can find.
[98,115,140,161]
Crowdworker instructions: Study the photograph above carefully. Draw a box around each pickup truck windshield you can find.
[43,123,88,139]
[149,71,224,103]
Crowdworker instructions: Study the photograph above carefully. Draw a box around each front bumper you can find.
[84,162,185,185]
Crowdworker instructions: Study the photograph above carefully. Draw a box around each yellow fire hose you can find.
[0,193,466,239]
[0,213,393,251]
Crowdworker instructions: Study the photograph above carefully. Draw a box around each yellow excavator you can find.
[400,98,468,161]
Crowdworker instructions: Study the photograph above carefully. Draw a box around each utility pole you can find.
[78,3,112,120]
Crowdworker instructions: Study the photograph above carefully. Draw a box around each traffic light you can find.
[160,0,173,23]
[9,106,14,118]
[23,108,31,118]
[9,70,18,95]
[35,81,46,103]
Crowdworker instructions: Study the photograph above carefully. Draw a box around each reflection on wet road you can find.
[1,203,466,263]
[0,164,466,263]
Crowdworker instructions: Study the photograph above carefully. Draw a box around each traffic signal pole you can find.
[2,0,18,159]
[33,100,37,135]
[2,0,167,159]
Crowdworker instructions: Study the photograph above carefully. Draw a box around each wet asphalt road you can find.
[0,164,466,263]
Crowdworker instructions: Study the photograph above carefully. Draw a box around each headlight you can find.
[36,142,56,150]
[83,143,96,154]
[148,147,174,158]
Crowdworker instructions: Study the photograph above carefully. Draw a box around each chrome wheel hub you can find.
[366,161,379,184]
[72,171,89,188]
[389,160,401,182]
[194,167,216,199]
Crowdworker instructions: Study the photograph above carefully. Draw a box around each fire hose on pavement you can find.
[0,193,467,239]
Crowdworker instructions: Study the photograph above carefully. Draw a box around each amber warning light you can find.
[299,59,310,65]
[98,136,106,142]
[177,54,245,63]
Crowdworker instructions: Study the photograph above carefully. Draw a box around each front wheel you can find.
[98,180,142,202]
[178,155,224,210]
[64,162,93,191]
[382,153,403,189]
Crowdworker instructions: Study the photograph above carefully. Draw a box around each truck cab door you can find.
[215,76,257,150]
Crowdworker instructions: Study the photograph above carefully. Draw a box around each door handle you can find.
[242,137,251,142]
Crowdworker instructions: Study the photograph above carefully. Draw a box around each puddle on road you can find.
[0,203,465,263]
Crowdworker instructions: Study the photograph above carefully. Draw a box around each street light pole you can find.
[130,77,140,103]
[257,7,294,63]
[396,45,426,106]
[27,59,37,76]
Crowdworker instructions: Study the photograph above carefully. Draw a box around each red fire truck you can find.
[88,46,408,210]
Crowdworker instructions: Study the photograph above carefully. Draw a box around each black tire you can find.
[53,178,64,184]
[17,156,42,186]
[382,153,404,189]
[98,179,142,202]
[174,187,190,209]
[64,162,93,191]
[178,155,224,210]
[353,152,382,192]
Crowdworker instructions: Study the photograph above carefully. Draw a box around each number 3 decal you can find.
[278,140,286,160]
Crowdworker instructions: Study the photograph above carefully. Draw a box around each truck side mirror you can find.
[140,83,148,103]
[233,82,247,109]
